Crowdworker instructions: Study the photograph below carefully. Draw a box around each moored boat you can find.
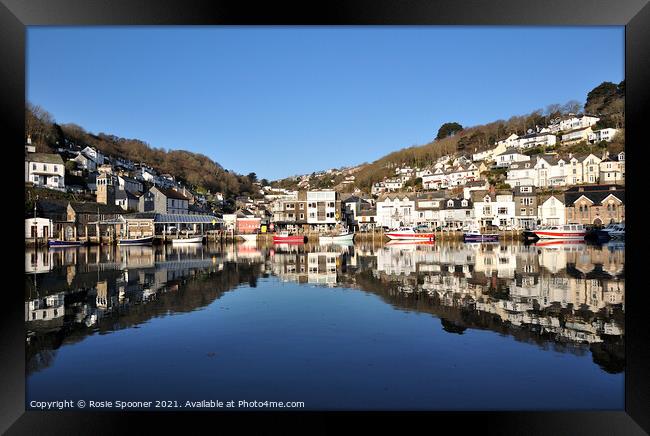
[463,229,499,242]
[47,239,85,248]
[117,236,154,245]
[171,236,204,244]
[319,231,355,244]
[385,227,435,241]
[238,233,258,242]
[531,224,586,240]
[273,232,307,244]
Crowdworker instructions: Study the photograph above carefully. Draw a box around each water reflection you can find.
[26,240,624,377]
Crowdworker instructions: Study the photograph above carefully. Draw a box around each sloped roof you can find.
[564,185,624,206]
[152,186,189,200]
[25,153,64,164]
[69,202,124,214]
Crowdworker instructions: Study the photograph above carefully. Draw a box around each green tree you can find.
[436,122,463,140]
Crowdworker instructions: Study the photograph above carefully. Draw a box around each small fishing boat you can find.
[171,236,204,244]
[319,231,355,244]
[117,236,154,245]
[273,232,307,244]
[463,229,499,242]
[531,224,586,240]
[47,239,85,248]
[237,233,258,242]
[385,226,435,241]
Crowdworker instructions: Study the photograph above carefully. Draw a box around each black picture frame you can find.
[2,1,649,434]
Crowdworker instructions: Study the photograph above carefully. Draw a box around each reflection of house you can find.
[25,293,65,323]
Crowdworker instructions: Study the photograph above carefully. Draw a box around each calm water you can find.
[25,239,625,410]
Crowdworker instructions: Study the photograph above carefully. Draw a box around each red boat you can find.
[272,232,307,244]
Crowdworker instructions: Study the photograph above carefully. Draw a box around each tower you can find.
[96,173,116,205]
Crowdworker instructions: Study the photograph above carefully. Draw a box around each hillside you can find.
[272,80,625,193]
[25,104,258,197]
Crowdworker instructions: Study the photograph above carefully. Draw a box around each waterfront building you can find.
[471,190,515,228]
[513,185,537,229]
[376,193,416,229]
[537,195,566,226]
[441,197,474,229]
[564,185,624,225]
[306,190,341,232]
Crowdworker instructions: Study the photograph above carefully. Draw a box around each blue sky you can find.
[27,26,624,180]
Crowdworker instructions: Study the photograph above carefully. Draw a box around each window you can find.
[32,163,36,170]
[300,213,304,219]
[299,203,304,209]
[328,202,335,208]
[497,207,508,215]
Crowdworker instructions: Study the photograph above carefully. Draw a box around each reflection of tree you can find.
[440,318,467,334]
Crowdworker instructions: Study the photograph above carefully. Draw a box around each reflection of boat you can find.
[319,232,355,243]
[593,222,625,240]
[273,232,306,244]
[463,230,498,242]
[534,239,586,248]
[532,224,586,240]
[385,227,435,241]
[117,236,154,245]
[385,239,434,246]
[47,239,85,248]
[238,234,258,242]
[171,236,204,244]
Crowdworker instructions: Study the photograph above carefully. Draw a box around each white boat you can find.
[601,222,625,239]
[531,224,586,240]
[319,231,355,243]
[237,233,258,242]
[385,226,435,241]
[171,236,204,244]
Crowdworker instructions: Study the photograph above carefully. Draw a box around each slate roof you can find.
[563,185,624,206]
[25,153,64,164]
[69,202,124,215]
[152,186,189,201]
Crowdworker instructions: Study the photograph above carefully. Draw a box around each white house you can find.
[25,217,54,239]
[514,131,557,149]
[599,152,625,183]
[384,178,404,191]
[25,153,65,191]
[371,182,387,196]
[306,190,340,231]
[441,197,474,229]
[537,195,566,226]
[588,128,620,143]
[376,193,416,228]
[550,114,600,133]
[81,146,104,165]
[505,161,536,187]
[496,133,520,149]
[472,142,507,162]
[472,191,515,227]
[495,148,531,168]
[71,152,96,171]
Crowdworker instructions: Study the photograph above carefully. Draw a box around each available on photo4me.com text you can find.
[28,399,306,410]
